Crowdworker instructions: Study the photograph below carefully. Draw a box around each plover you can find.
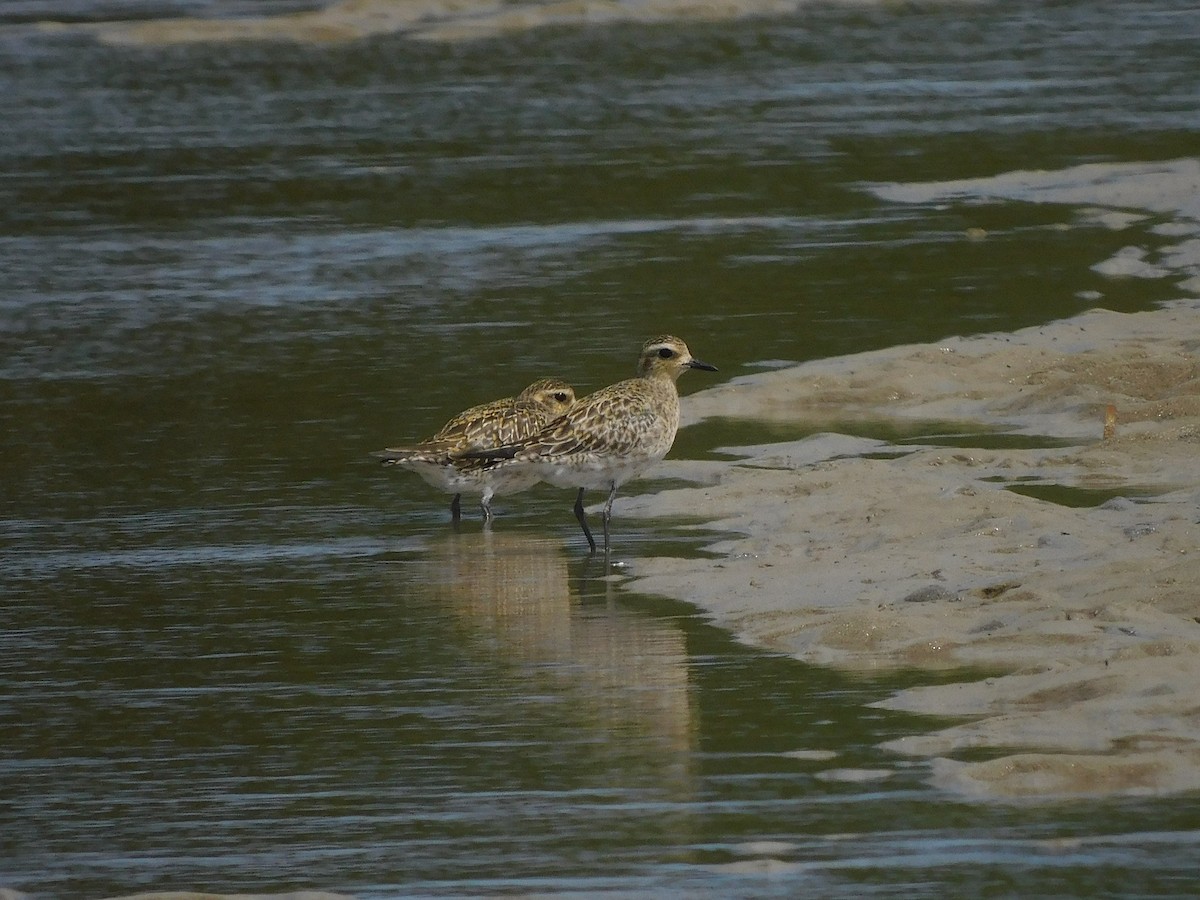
[462,335,716,553]
[374,378,576,523]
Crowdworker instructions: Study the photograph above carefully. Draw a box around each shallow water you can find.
[3,0,1200,896]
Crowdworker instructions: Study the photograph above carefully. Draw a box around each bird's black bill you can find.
[688,358,718,372]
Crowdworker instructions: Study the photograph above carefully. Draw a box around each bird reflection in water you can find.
[411,529,696,789]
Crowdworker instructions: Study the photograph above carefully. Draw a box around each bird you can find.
[459,335,717,554]
[373,378,576,523]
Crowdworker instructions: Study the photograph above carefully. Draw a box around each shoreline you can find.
[624,158,1200,799]
[34,0,815,45]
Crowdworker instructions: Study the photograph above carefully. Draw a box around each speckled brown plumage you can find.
[463,336,717,552]
[374,378,576,522]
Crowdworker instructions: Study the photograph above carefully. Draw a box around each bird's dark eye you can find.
[554,391,569,402]
[657,347,674,359]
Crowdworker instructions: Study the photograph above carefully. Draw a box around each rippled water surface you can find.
[3,0,1200,896]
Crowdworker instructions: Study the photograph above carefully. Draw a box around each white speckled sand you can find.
[623,158,1200,800]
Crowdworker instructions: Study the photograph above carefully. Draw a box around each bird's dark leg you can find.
[601,482,617,556]
[574,487,597,553]
[450,493,462,525]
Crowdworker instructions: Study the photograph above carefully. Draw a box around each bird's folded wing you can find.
[462,406,656,462]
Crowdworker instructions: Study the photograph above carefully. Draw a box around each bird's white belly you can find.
[535,452,661,491]
[405,460,541,496]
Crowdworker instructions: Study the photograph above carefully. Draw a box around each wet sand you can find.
[35,0,806,44]
[625,158,1200,800]
[0,894,353,900]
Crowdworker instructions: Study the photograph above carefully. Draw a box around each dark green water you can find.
[3,1,1200,896]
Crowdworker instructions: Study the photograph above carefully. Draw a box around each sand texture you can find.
[36,0,812,45]
[625,159,1200,799]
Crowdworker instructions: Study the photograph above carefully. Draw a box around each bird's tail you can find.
[372,448,425,465]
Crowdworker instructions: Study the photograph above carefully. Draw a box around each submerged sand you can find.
[624,158,1200,800]
[35,0,817,45]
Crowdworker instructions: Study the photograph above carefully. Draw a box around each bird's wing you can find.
[464,382,654,461]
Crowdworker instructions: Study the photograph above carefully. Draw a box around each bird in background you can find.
[460,335,717,554]
[374,377,576,523]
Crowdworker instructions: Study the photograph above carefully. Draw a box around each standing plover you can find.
[374,378,576,523]
[463,336,716,553]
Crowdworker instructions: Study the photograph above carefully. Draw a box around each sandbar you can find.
[623,158,1200,800]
